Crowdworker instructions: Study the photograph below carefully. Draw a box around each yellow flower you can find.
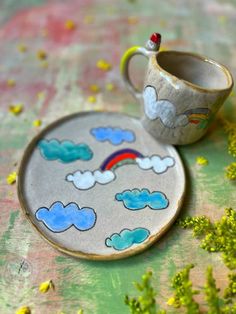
[96,59,112,71]
[9,103,23,115]
[7,79,16,87]
[166,297,175,306]
[6,171,17,185]
[218,15,227,25]
[127,16,139,25]
[33,119,42,127]
[16,306,31,314]
[89,84,100,93]
[105,83,114,91]
[159,19,167,27]
[17,44,27,53]
[37,91,45,100]
[64,20,76,30]
[196,156,208,166]
[39,279,54,293]
[77,310,84,314]
[37,50,47,60]
[87,96,96,103]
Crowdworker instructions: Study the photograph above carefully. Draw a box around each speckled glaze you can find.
[121,48,234,145]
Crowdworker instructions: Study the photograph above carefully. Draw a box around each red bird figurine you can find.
[145,32,161,51]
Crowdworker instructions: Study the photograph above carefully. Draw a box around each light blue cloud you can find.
[38,139,93,163]
[115,188,169,210]
[90,127,135,145]
[105,228,150,250]
[35,201,96,232]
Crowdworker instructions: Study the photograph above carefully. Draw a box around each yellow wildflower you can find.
[96,59,112,71]
[105,83,114,91]
[159,19,167,27]
[196,156,208,166]
[33,119,42,127]
[7,79,16,87]
[39,279,54,293]
[37,91,45,100]
[77,310,84,314]
[64,20,76,30]
[166,297,175,306]
[127,16,139,24]
[17,44,27,53]
[9,103,23,115]
[218,15,227,24]
[89,84,100,93]
[16,306,31,314]
[6,171,17,185]
[37,50,47,60]
[87,96,96,103]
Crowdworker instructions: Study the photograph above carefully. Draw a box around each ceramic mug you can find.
[120,33,234,145]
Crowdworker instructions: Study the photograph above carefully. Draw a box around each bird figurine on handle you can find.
[145,32,162,51]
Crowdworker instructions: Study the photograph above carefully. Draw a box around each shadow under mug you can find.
[120,47,234,145]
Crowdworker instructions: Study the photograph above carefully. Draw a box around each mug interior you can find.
[156,51,233,91]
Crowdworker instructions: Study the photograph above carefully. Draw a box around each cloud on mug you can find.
[143,85,189,128]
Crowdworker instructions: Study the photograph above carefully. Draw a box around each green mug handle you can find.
[120,33,161,100]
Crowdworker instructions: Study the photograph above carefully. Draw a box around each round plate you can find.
[18,112,185,260]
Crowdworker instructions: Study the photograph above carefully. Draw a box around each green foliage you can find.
[169,264,200,314]
[221,118,236,180]
[204,266,221,314]
[178,208,236,270]
[221,303,236,314]
[125,204,236,313]
[125,265,236,314]
[124,271,158,314]
[226,162,236,180]
[177,216,213,237]
[224,273,236,302]
[228,131,236,158]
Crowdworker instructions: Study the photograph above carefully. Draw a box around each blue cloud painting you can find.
[115,188,169,210]
[35,201,96,232]
[105,228,150,250]
[90,127,135,145]
[38,139,93,163]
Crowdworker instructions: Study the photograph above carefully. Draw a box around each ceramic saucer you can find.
[18,112,185,260]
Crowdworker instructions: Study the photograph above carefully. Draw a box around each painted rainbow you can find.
[184,108,210,125]
[100,148,143,171]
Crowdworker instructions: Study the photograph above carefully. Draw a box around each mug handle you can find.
[120,33,161,101]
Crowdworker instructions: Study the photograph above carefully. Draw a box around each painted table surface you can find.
[0,0,236,313]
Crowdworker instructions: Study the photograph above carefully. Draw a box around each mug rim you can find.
[152,50,234,93]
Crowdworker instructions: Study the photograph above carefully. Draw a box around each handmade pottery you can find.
[121,33,234,145]
[18,112,185,260]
